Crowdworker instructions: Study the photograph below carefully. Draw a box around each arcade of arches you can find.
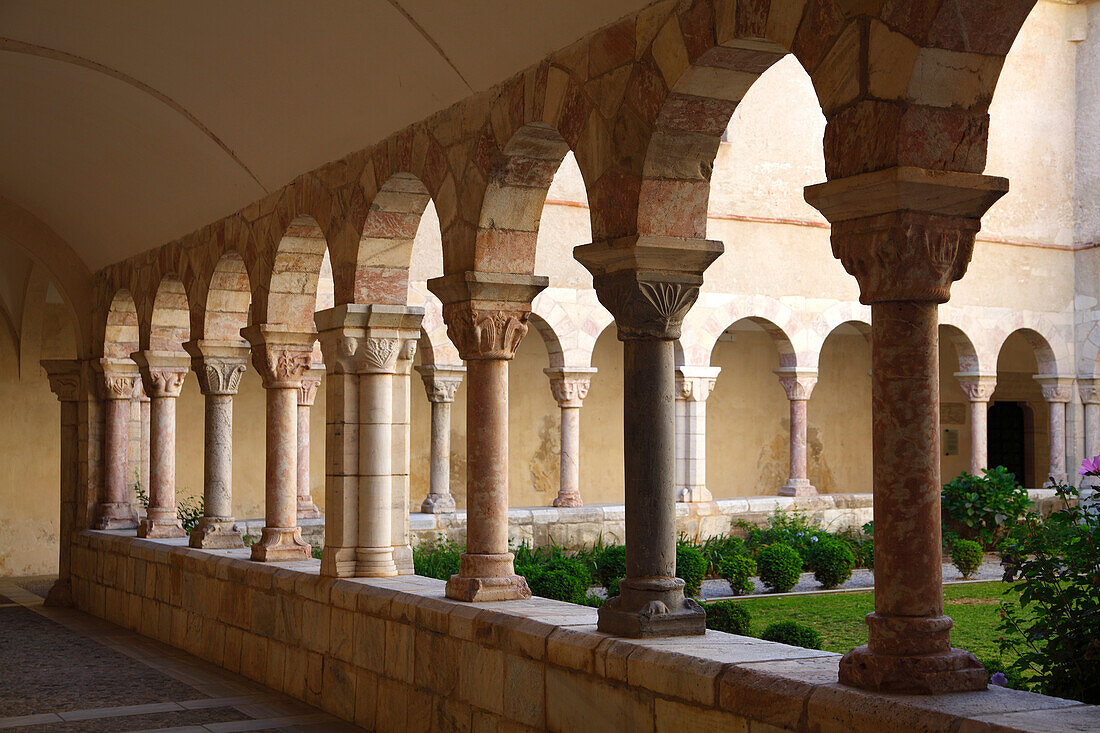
[4,0,1100,728]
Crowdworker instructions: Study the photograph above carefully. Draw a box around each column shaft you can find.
[789,398,809,483]
[357,371,396,576]
[204,394,234,518]
[297,403,312,513]
[969,400,988,475]
[145,395,177,523]
[1048,400,1068,484]
[428,400,452,505]
[1085,402,1100,459]
[465,359,509,558]
[559,406,581,502]
[104,398,130,508]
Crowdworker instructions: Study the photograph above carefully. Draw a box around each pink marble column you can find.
[42,360,83,607]
[545,367,596,507]
[675,367,720,502]
[138,388,150,502]
[955,373,997,475]
[133,352,188,538]
[1036,376,1073,485]
[296,366,324,520]
[806,166,1007,693]
[1080,379,1100,494]
[776,369,818,496]
[94,360,140,530]
[242,324,314,562]
[414,365,465,513]
[429,272,547,602]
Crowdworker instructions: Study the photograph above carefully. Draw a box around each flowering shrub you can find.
[757,543,802,593]
[761,620,822,650]
[705,601,752,635]
[737,509,829,570]
[807,538,855,589]
[941,466,1030,549]
[719,555,757,596]
[949,539,983,579]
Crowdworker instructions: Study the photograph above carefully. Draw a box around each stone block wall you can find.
[68,531,1097,732]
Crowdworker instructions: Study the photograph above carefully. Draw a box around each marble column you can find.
[806,166,1007,693]
[414,365,465,514]
[184,340,248,549]
[42,360,83,607]
[1080,379,1100,496]
[94,359,140,529]
[1036,376,1073,485]
[241,324,314,561]
[133,352,188,538]
[575,236,723,637]
[429,271,547,602]
[138,388,150,502]
[775,369,818,496]
[296,366,325,520]
[391,332,423,575]
[955,373,997,475]
[675,366,720,503]
[544,367,596,507]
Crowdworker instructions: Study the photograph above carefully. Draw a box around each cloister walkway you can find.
[0,580,362,733]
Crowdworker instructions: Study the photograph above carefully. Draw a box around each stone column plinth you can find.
[775,369,818,496]
[94,360,140,530]
[241,324,314,562]
[184,340,249,549]
[429,271,547,602]
[414,365,465,514]
[43,360,83,607]
[806,166,1007,693]
[296,366,325,520]
[576,235,723,637]
[545,367,597,507]
[675,366,720,503]
[1036,376,1074,486]
[955,373,997,475]
[132,351,189,538]
[391,332,423,575]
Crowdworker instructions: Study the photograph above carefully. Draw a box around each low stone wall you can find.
[69,530,1097,732]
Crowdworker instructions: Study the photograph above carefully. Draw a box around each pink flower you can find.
[1079,455,1100,476]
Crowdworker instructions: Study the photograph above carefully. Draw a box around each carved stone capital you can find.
[545,367,596,408]
[315,304,425,374]
[954,373,997,403]
[298,366,325,406]
[132,351,190,398]
[676,366,721,402]
[428,272,547,360]
[41,359,83,402]
[775,369,818,401]
[1035,376,1074,404]
[415,364,466,403]
[183,340,250,396]
[804,167,1008,304]
[241,324,316,389]
[98,359,140,401]
[1079,378,1100,405]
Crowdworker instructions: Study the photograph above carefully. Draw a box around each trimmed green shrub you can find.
[757,543,802,593]
[704,601,752,635]
[528,568,588,604]
[719,555,756,596]
[808,538,855,589]
[942,466,1030,549]
[761,621,823,650]
[737,509,828,570]
[594,545,626,594]
[676,545,708,597]
[580,593,605,608]
[412,539,462,580]
[950,539,983,579]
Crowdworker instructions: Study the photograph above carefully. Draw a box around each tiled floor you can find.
[0,578,364,732]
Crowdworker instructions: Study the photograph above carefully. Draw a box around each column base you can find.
[138,517,186,539]
[44,578,73,608]
[93,502,138,530]
[296,498,323,520]
[420,493,456,514]
[320,546,357,577]
[249,527,310,562]
[676,486,713,503]
[189,518,244,549]
[355,547,399,577]
[778,478,818,497]
[838,645,988,694]
[392,544,414,575]
[445,552,531,602]
[596,577,706,638]
[553,492,583,508]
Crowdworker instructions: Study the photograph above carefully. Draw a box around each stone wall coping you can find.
[72,530,1100,732]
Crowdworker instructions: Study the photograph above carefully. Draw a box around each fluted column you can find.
[575,235,723,637]
[94,360,140,529]
[675,366,719,503]
[429,271,547,602]
[184,340,248,549]
[776,369,818,496]
[296,366,324,520]
[391,332,423,575]
[42,360,83,607]
[1036,376,1073,485]
[806,166,1007,693]
[955,373,997,475]
[133,351,188,538]
[241,324,314,562]
[414,365,465,514]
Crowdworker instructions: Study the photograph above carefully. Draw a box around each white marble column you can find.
[1036,376,1074,486]
[296,366,325,520]
[414,364,465,514]
[545,367,596,507]
[94,360,140,529]
[675,366,720,503]
[776,369,818,496]
[133,352,189,538]
[955,373,996,475]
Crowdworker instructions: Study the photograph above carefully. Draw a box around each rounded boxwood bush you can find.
[594,545,626,594]
[757,543,802,593]
[719,555,756,596]
[761,621,822,650]
[704,601,752,635]
[808,538,855,589]
[676,545,708,597]
[951,539,983,579]
[528,568,587,604]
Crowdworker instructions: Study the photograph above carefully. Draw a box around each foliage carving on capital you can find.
[957,377,996,403]
[424,376,462,403]
[298,374,323,406]
[549,377,591,408]
[144,369,187,398]
[443,303,531,360]
[253,347,312,389]
[103,373,138,401]
[197,361,246,396]
[593,272,700,341]
[359,337,400,373]
[777,375,817,401]
[1038,381,1073,404]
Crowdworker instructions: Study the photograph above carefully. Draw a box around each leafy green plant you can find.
[594,545,626,596]
[807,538,855,589]
[310,543,323,560]
[835,523,874,569]
[950,539,983,579]
[676,545,707,597]
[176,494,204,534]
[719,555,756,596]
[942,467,1030,549]
[134,483,149,509]
[737,509,828,570]
[761,620,822,649]
[412,538,463,580]
[757,543,802,593]
[697,535,748,576]
[705,601,752,635]
[528,568,588,604]
[242,533,256,547]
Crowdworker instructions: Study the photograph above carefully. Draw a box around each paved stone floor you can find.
[0,577,363,732]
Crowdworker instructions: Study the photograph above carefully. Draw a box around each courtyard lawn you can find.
[731,581,1019,664]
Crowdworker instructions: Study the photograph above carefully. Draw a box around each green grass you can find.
[733,581,1018,662]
